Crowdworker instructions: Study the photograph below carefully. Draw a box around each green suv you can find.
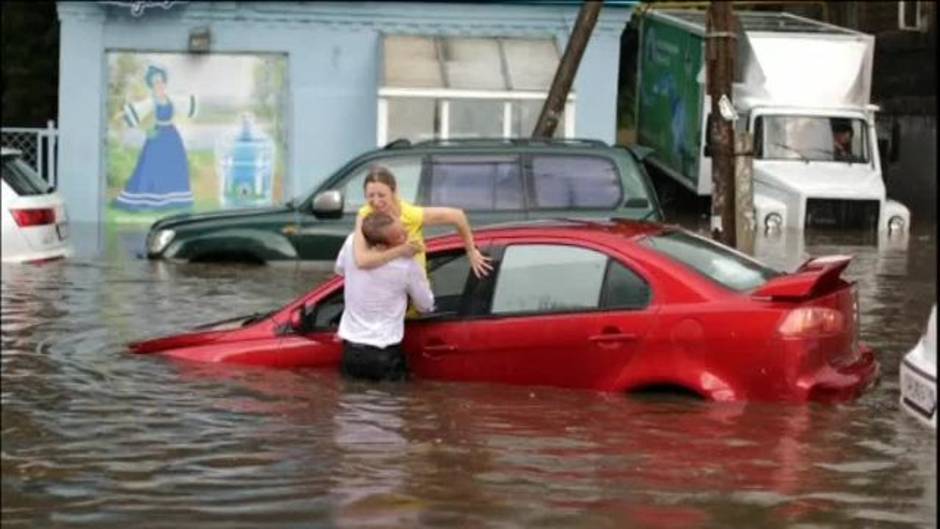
[145,138,663,264]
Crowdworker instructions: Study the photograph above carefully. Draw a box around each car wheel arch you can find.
[175,229,298,263]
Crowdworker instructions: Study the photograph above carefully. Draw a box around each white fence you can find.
[1,121,59,188]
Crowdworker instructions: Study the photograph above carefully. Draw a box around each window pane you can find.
[492,245,606,314]
[311,289,344,330]
[602,261,651,309]
[441,38,506,90]
[2,156,48,196]
[511,99,565,138]
[427,252,471,313]
[639,230,781,291]
[387,98,437,144]
[383,36,444,88]
[340,156,422,212]
[531,156,622,209]
[428,156,523,211]
[502,38,560,90]
[449,99,503,139]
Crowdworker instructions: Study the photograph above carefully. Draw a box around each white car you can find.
[900,304,937,429]
[1,147,72,263]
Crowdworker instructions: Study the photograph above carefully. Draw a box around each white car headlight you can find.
[148,229,175,255]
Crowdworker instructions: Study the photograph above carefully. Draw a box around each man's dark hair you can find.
[361,211,395,247]
[832,118,853,135]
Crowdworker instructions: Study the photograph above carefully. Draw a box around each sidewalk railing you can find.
[1,120,59,188]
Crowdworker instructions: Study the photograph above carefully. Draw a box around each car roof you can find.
[426,217,669,249]
[382,137,615,152]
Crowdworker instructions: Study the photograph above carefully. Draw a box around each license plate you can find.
[901,364,937,420]
[56,222,69,241]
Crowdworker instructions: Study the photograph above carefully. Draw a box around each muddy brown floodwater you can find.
[1,222,935,528]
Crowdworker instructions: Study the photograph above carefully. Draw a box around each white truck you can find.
[635,9,910,235]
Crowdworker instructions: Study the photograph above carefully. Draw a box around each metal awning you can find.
[382,35,565,92]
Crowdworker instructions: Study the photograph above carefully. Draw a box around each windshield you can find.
[2,155,51,196]
[755,115,869,164]
[639,230,781,292]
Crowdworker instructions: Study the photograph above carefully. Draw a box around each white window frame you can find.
[376,89,577,146]
[898,1,927,31]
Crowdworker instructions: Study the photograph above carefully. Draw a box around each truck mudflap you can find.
[751,255,853,300]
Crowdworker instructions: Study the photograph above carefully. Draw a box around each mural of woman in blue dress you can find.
[114,65,197,211]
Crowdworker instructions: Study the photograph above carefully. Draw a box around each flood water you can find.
[2,221,936,528]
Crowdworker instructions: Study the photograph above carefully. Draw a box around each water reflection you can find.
[1,221,936,528]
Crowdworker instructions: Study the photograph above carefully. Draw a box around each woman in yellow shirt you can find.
[352,165,492,278]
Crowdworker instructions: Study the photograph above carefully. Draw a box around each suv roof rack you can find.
[393,137,608,148]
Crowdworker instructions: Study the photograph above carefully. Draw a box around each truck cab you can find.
[747,106,910,234]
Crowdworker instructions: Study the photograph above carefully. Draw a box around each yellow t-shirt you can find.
[358,199,426,270]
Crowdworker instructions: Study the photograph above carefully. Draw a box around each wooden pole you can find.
[706,1,736,246]
[532,1,602,138]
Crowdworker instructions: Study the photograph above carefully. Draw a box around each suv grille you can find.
[805,199,879,231]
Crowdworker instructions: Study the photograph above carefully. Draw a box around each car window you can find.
[601,260,651,309]
[427,250,472,314]
[308,289,345,331]
[639,230,781,292]
[427,155,524,211]
[339,156,422,213]
[491,244,607,314]
[2,155,49,196]
[530,155,622,209]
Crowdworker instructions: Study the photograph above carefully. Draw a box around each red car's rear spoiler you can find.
[751,255,853,301]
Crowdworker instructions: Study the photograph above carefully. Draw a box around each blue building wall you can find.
[56,1,633,223]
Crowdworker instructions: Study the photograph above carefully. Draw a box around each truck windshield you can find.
[755,116,869,164]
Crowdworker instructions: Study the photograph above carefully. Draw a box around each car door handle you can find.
[588,333,638,343]
[422,343,458,357]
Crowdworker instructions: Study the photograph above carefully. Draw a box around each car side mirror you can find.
[312,190,344,219]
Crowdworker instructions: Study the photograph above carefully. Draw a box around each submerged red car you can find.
[130,219,879,402]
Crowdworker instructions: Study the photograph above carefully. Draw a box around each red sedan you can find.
[130,219,879,402]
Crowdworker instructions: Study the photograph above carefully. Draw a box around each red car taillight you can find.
[779,307,846,338]
[10,208,55,227]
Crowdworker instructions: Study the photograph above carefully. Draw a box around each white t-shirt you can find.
[334,234,434,348]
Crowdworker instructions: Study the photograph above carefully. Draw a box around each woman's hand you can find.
[467,247,493,278]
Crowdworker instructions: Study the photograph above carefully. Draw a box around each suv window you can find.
[427,155,524,211]
[2,155,49,196]
[639,230,781,292]
[492,244,607,314]
[340,156,422,213]
[530,155,621,209]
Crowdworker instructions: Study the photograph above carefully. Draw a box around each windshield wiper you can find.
[771,142,810,163]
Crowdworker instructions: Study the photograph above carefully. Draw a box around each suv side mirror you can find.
[312,190,344,219]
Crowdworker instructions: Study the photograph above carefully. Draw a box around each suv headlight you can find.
[148,229,175,255]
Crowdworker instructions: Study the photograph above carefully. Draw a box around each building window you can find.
[899,1,927,31]
[378,35,575,145]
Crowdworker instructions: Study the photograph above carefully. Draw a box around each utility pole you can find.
[706,1,736,246]
[532,0,602,138]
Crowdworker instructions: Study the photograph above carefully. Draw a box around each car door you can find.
[421,154,527,236]
[283,286,346,366]
[290,155,424,260]
[408,240,658,390]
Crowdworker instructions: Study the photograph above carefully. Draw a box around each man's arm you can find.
[405,262,435,313]
[334,234,353,276]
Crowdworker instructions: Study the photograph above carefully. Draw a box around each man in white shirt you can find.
[334,211,434,381]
